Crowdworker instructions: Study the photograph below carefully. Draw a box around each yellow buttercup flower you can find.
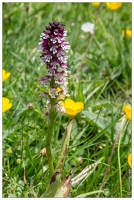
[122,30,132,38]
[123,104,132,121]
[2,69,11,82]
[128,153,132,168]
[61,98,84,118]
[91,2,100,7]
[2,97,12,112]
[106,2,122,11]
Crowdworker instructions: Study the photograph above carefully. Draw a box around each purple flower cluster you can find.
[38,21,70,99]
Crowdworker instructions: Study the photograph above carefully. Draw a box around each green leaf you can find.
[83,110,111,134]
[54,172,72,197]
[55,119,74,172]
[42,172,62,197]
[71,157,104,187]
[75,190,104,198]
[67,115,122,162]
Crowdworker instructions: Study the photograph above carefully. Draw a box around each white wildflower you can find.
[81,22,95,34]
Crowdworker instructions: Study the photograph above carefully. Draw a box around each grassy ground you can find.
[2,2,132,198]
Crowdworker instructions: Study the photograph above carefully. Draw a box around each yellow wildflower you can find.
[106,2,122,11]
[2,69,11,82]
[128,153,132,168]
[122,30,132,38]
[91,2,100,7]
[61,98,84,118]
[2,97,12,112]
[123,104,132,121]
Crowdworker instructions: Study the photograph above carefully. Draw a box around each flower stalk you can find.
[46,106,56,176]
[38,21,84,197]
[38,21,70,177]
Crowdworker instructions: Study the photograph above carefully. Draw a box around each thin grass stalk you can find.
[118,128,122,197]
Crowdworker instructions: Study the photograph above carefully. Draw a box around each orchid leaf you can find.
[55,119,74,172]
[54,172,72,197]
[42,172,61,197]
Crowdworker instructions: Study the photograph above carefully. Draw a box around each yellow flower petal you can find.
[57,87,62,93]
[74,102,84,114]
[2,97,12,112]
[123,104,132,121]
[122,30,132,38]
[91,2,100,7]
[126,30,132,38]
[61,102,65,107]
[66,108,76,117]
[2,69,11,82]
[62,98,84,118]
[106,2,122,11]
[128,153,132,168]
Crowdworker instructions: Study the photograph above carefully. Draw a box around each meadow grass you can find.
[2,2,132,197]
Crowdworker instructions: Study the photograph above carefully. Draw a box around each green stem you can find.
[46,100,56,177]
[118,124,123,197]
[117,118,128,197]
[7,157,10,171]
[117,117,126,197]
[46,121,54,176]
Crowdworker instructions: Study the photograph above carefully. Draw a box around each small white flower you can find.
[50,45,58,54]
[43,55,52,62]
[81,22,95,34]
[51,61,60,69]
